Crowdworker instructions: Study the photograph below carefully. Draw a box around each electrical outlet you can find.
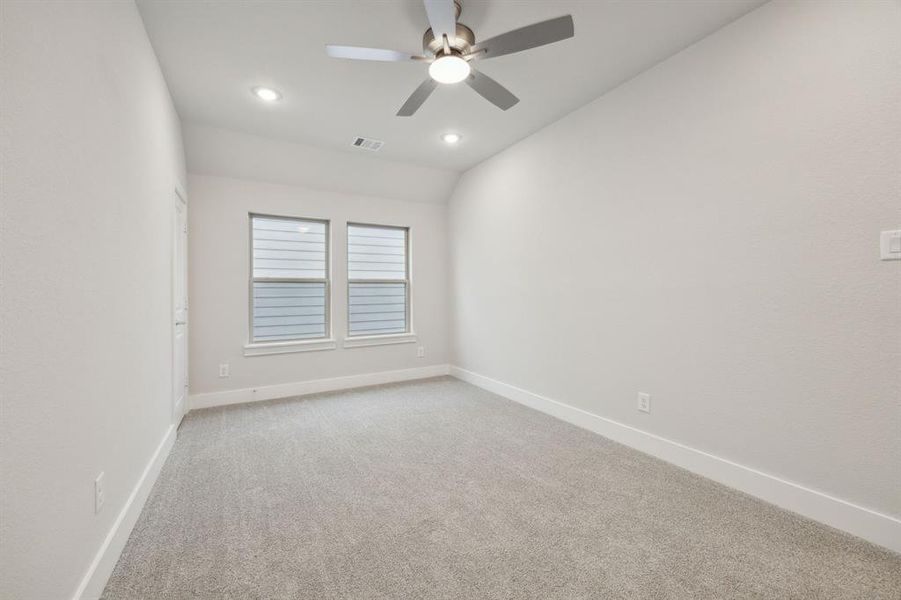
[417,346,425,358]
[637,392,651,414]
[881,230,901,260]
[94,472,105,514]
[218,363,229,378]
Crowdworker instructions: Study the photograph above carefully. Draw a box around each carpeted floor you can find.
[102,377,901,599]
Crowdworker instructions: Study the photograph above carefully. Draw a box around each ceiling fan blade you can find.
[423,0,457,42]
[466,69,519,111]
[470,15,574,60]
[397,78,439,116]
[326,45,416,62]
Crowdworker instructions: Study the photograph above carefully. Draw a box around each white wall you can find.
[0,2,186,598]
[449,0,900,523]
[187,173,450,397]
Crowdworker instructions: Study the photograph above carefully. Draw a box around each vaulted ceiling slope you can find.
[138,0,765,173]
[184,123,460,204]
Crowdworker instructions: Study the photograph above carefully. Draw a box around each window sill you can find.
[244,338,337,357]
[342,333,417,349]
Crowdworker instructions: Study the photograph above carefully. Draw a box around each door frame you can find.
[172,184,188,426]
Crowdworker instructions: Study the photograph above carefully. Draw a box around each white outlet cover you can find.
[219,363,230,377]
[94,472,105,514]
[880,230,901,260]
[637,393,651,414]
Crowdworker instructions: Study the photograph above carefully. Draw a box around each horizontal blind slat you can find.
[347,245,404,256]
[349,321,407,333]
[345,237,404,247]
[253,218,325,233]
[254,306,325,317]
[350,304,406,314]
[254,269,327,279]
[255,240,325,252]
[347,225,405,239]
[253,315,326,326]
[349,295,406,305]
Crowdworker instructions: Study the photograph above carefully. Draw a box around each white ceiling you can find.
[137,0,765,172]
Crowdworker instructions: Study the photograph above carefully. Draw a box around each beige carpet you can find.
[103,377,901,599]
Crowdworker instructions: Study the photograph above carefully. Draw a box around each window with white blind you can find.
[347,224,409,337]
[250,215,329,343]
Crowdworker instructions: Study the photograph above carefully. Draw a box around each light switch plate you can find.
[880,230,901,260]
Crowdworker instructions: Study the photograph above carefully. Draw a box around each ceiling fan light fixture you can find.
[252,86,282,102]
[428,55,470,84]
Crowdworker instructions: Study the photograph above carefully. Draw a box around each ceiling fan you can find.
[325,0,574,116]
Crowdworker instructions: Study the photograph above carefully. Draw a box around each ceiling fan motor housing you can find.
[423,22,475,57]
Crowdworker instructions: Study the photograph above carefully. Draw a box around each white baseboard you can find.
[449,366,901,554]
[72,424,178,600]
[188,364,451,411]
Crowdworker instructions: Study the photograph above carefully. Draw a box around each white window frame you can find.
[345,222,414,345]
[245,213,335,356]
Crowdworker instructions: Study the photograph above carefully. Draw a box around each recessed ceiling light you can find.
[428,55,471,85]
[252,86,281,102]
[441,132,462,145]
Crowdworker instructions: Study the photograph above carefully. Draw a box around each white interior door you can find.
[173,190,188,422]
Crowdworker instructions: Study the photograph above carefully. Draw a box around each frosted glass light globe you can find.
[429,55,470,84]
[253,87,281,101]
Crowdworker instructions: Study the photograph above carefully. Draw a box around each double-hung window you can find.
[250,214,329,343]
[347,224,409,336]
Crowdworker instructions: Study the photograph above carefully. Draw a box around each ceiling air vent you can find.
[351,136,384,151]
